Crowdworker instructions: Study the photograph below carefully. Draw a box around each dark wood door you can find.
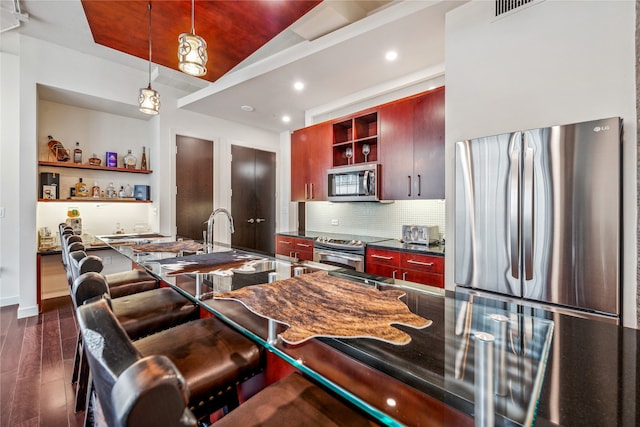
[231,145,275,255]
[176,135,213,240]
[379,98,414,200]
[413,87,445,199]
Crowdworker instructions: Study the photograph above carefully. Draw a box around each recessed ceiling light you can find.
[293,81,305,91]
[385,50,398,61]
[240,105,254,112]
[282,115,291,123]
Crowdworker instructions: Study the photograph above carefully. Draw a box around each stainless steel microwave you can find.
[327,164,380,202]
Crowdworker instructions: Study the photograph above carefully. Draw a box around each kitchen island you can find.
[100,235,638,427]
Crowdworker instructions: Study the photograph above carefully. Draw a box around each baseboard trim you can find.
[0,295,19,307]
[17,305,39,319]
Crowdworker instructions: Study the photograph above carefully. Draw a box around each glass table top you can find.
[98,235,554,427]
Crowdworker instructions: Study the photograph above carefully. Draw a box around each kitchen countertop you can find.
[367,238,446,256]
[276,230,446,255]
[101,235,639,427]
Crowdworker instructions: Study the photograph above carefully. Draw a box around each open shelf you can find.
[331,112,378,167]
[38,198,152,203]
[38,161,152,174]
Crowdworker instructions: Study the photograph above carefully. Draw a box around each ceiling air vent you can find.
[495,0,537,17]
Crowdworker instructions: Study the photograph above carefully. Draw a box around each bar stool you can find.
[76,298,264,425]
[71,272,200,412]
[77,298,378,427]
[66,245,159,298]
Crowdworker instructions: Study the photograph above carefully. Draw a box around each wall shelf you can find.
[38,161,152,174]
[38,198,152,203]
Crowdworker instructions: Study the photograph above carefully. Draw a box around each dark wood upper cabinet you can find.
[378,98,414,200]
[291,123,332,201]
[379,87,445,200]
[290,86,445,202]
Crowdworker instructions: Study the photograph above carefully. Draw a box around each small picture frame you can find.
[42,185,57,200]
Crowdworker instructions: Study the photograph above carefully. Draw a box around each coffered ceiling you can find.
[80,0,322,83]
[7,1,468,132]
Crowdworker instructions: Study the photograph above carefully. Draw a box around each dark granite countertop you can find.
[276,231,446,256]
[105,234,638,427]
[366,238,446,256]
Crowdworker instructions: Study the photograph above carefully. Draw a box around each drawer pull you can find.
[279,241,292,245]
[372,254,394,260]
[296,243,311,248]
[407,260,434,267]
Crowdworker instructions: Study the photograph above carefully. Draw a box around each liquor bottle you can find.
[105,182,117,198]
[88,153,101,166]
[140,146,148,170]
[47,135,70,162]
[75,178,88,197]
[73,142,82,163]
[123,149,137,169]
[91,182,101,198]
[123,184,133,198]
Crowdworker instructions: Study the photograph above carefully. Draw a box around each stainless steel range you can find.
[313,234,388,272]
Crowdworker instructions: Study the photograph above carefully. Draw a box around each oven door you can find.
[313,248,364,272]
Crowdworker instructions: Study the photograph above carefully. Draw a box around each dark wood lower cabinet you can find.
[275,235,314,261]
[366,247,444,288]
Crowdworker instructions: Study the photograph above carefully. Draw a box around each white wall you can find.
[2,34,283,316]
[445,0,637,327]
[0,51,21,306]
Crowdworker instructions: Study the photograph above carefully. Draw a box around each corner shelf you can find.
[38,161,152,174]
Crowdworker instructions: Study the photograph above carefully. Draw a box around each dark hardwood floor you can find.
[1,296,85,427]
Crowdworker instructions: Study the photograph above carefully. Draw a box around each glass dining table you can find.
[98,233,554,427]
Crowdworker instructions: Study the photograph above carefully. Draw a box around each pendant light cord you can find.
[147,2,152,87]
[191,0,195,34]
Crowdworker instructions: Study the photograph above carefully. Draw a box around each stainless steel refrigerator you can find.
[455,117,621,318]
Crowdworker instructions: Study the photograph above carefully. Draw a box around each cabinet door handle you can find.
[402,272,407,280]
[247,218,255,223]
[310,183,314,199]
[407,259,434,267]
[408,176,412,197]
[256,218,265,223]
[305,184,308,199]
[296,243,311,248]
[372,254,393,260]
[417,174,421,197]
[392,270,397,279]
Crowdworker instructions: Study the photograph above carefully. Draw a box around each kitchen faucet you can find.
[204,208,235,253]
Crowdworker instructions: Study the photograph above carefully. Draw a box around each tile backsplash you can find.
[305,200,446,240]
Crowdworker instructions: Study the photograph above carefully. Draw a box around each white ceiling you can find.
[5,0,467,133]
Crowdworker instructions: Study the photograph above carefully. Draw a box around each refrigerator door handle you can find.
[509,132,522,279]
[522,134,535,280]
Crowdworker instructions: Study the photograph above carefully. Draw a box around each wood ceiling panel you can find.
[81,0,322,82]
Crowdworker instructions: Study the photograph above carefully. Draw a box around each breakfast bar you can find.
[93,234,640,427]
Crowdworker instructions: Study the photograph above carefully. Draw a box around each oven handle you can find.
[314,249,363,263]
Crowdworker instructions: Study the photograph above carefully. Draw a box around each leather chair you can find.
[77,298,377,426]
[76,298,264,425]
[71,272,200,412]
[66,246,158,298]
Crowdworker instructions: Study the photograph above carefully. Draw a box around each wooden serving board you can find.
[154,251,261,275]
[215,271,432,345]
[132,240,203,253]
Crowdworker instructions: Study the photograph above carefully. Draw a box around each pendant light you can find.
[139,2,160,115]
[178,0,208,76]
